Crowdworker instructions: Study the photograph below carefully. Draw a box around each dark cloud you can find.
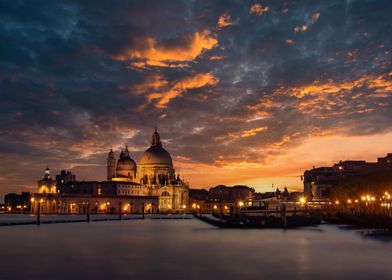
[0,0,391,195]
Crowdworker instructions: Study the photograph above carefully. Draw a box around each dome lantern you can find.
[151,127,162,147]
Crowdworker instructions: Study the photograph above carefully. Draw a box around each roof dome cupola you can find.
[116,146,137,178]
[139,127,173,167]
[152,127,162,147]
[43,166,51,180]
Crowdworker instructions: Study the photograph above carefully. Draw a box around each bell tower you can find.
[107,149,116,180]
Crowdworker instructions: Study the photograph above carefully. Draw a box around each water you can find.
[0,218,392,280]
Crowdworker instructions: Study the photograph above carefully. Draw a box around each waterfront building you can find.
[55,170,76,184]
[187,185,255,213]
[30,128,189,214]
[209,185,254,203]
[4,192,31,212]
[303,153,392,200]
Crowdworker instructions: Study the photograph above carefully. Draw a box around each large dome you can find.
[139,127,173,166]
[139,146,173,166]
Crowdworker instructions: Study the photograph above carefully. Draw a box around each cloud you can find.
[146,72,219,108]
[289,73,392,98]
[249,4,269,16]
[241,126,268,138]
[112,30,218,67]
[132,75,169,94]
[217,11,235,28]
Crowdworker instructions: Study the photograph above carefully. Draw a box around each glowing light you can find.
[238,201,244,207]
[213,205,218,209]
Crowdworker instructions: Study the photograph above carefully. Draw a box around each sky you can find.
[0,0,392,197]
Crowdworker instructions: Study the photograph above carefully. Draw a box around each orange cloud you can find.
[286,39,294,45]
[250,3,269,15]
[147,72,219,108]
[132,74,168,94]
[113,30,218,67]
[217,11,234,28]
[241,126,268,138]
[209,55,224,60]
[129,60,189,69]
[267,134,293,148]
[290,74,392,98]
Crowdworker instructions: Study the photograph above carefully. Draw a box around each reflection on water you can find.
[0,219,392,280]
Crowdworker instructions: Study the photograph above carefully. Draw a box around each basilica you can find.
[106,127,189,211]
[30,128,189,214]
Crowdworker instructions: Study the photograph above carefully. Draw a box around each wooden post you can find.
[142,203,145,219]
[87,203,90,223]
[119,202,122,221]
[37,202,41,226]
[281,203,287,229]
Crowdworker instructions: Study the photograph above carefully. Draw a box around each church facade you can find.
[31,128,189,214]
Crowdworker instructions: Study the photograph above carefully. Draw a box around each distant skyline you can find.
[1,0,392,197]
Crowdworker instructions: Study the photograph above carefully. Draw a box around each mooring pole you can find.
[37,202,41,226]
[142,203,145,220]
[119,202,122,221]
[87,203,90,223]
[281,203,287,229]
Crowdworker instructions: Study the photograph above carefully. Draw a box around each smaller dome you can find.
[116,158,137,177]
[116,146,137,177]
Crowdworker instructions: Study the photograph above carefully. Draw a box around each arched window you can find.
[161,191,170,196]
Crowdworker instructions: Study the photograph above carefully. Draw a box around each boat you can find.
[194,198,321,229]
[194,213,321,229]
[239,198,305,217]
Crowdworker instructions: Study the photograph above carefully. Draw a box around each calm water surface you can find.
[0,218,391,280]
